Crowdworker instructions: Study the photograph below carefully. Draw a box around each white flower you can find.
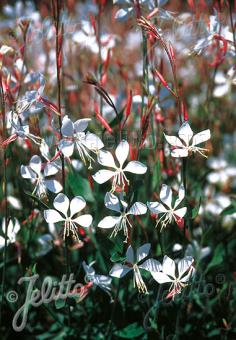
[164,121,211,158]
[82,261,112,297]
[15,72,45,115]
[21,155,62,198]
[0,45,14,55]
[5,112,42,147]
[207,156,236,185]
[98,192,147,242]
[44,193,93,241]
[110,243,161,294]
[59,115,104,167]
[147,184,187,231]
[151,255,195,299]
[93,140,147,192]
[213,67,236,98]
[0,218,20,249]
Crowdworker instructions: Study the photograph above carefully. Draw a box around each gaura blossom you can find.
[3,113,42,147]
[213,67,236,98]
[98,192,147,242]
[82,261,112,297]
[15,72,45,115]
[147,184,187,230]
[59,115,104,167]
[151,255,195,299]
[110,243,162,294]
[92,140,147,192]
[164,121,211,158]
[44,193,93,241]
[21,155,62,198]
[0,218,20,249]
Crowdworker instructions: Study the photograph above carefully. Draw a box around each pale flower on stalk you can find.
[164,121,211,158]
[82,261,112,298]
[92,140,147,192]
[4,112,42,147]
[151,255,195,299]
[44,193,93,241]
[147,184,187,230]
[213,67,236,98]
[110,243,162,294]
[0,218,20,249]
[98,192,147,242]
[59,115,104,167]
[21,155,62,198]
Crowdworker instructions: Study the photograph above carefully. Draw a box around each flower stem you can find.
[0,70,8,326]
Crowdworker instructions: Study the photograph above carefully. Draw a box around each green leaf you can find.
[115,322,145,338]
[191,198,201,219]
[67,172,94,202]
[220,201,236,216]
[152,159,161,191]
[55,298,66,310]
[110,253,126,263]
[206,243,225,273]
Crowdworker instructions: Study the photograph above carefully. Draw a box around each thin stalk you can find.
[52,0,71,325]
[229,0,236,55]
[97,3,103,116]
[0,71,8,326]
[106,281,121,339]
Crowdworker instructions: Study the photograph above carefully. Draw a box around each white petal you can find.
[0,236,6,248]
[151,271,173,283]
[70,196,86,217]
[29,155,42,175]
[126,245,134,264]
[21,165,37,179]
[59,140,74,157]
[178,256,194,279]
[104,192,121,212]
[171,148,188,157]
[139,259,162,273]
[44,163,59,177]
[174,207,187,218]
[214,71,226,84]
[74,118,91,132]
[82,261,95,276]
[73,214,92,228]
[2,219,13,235]
[174,183,185,209]
[180,266,195,283]
[83,133,104,150]
[44,209,64,223]
[45,179,63,193]
[137,243,151,262]
[162,255,176,277]
[92,170,115,184]
[61,116,74,137]
[192,129,211,146]
[147,202,168,214]
[124,161,147,174]
[178,121,193,146]
[53,193,69,217]
[115,140,129,168]
[12,219,20,235]
[164,134,184,148]
[128,202,147,215]
[213,83,230,97]
[97,150,116,168]
[98,216,121,229]
[160,184,172,208]
[109,263,132,278]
